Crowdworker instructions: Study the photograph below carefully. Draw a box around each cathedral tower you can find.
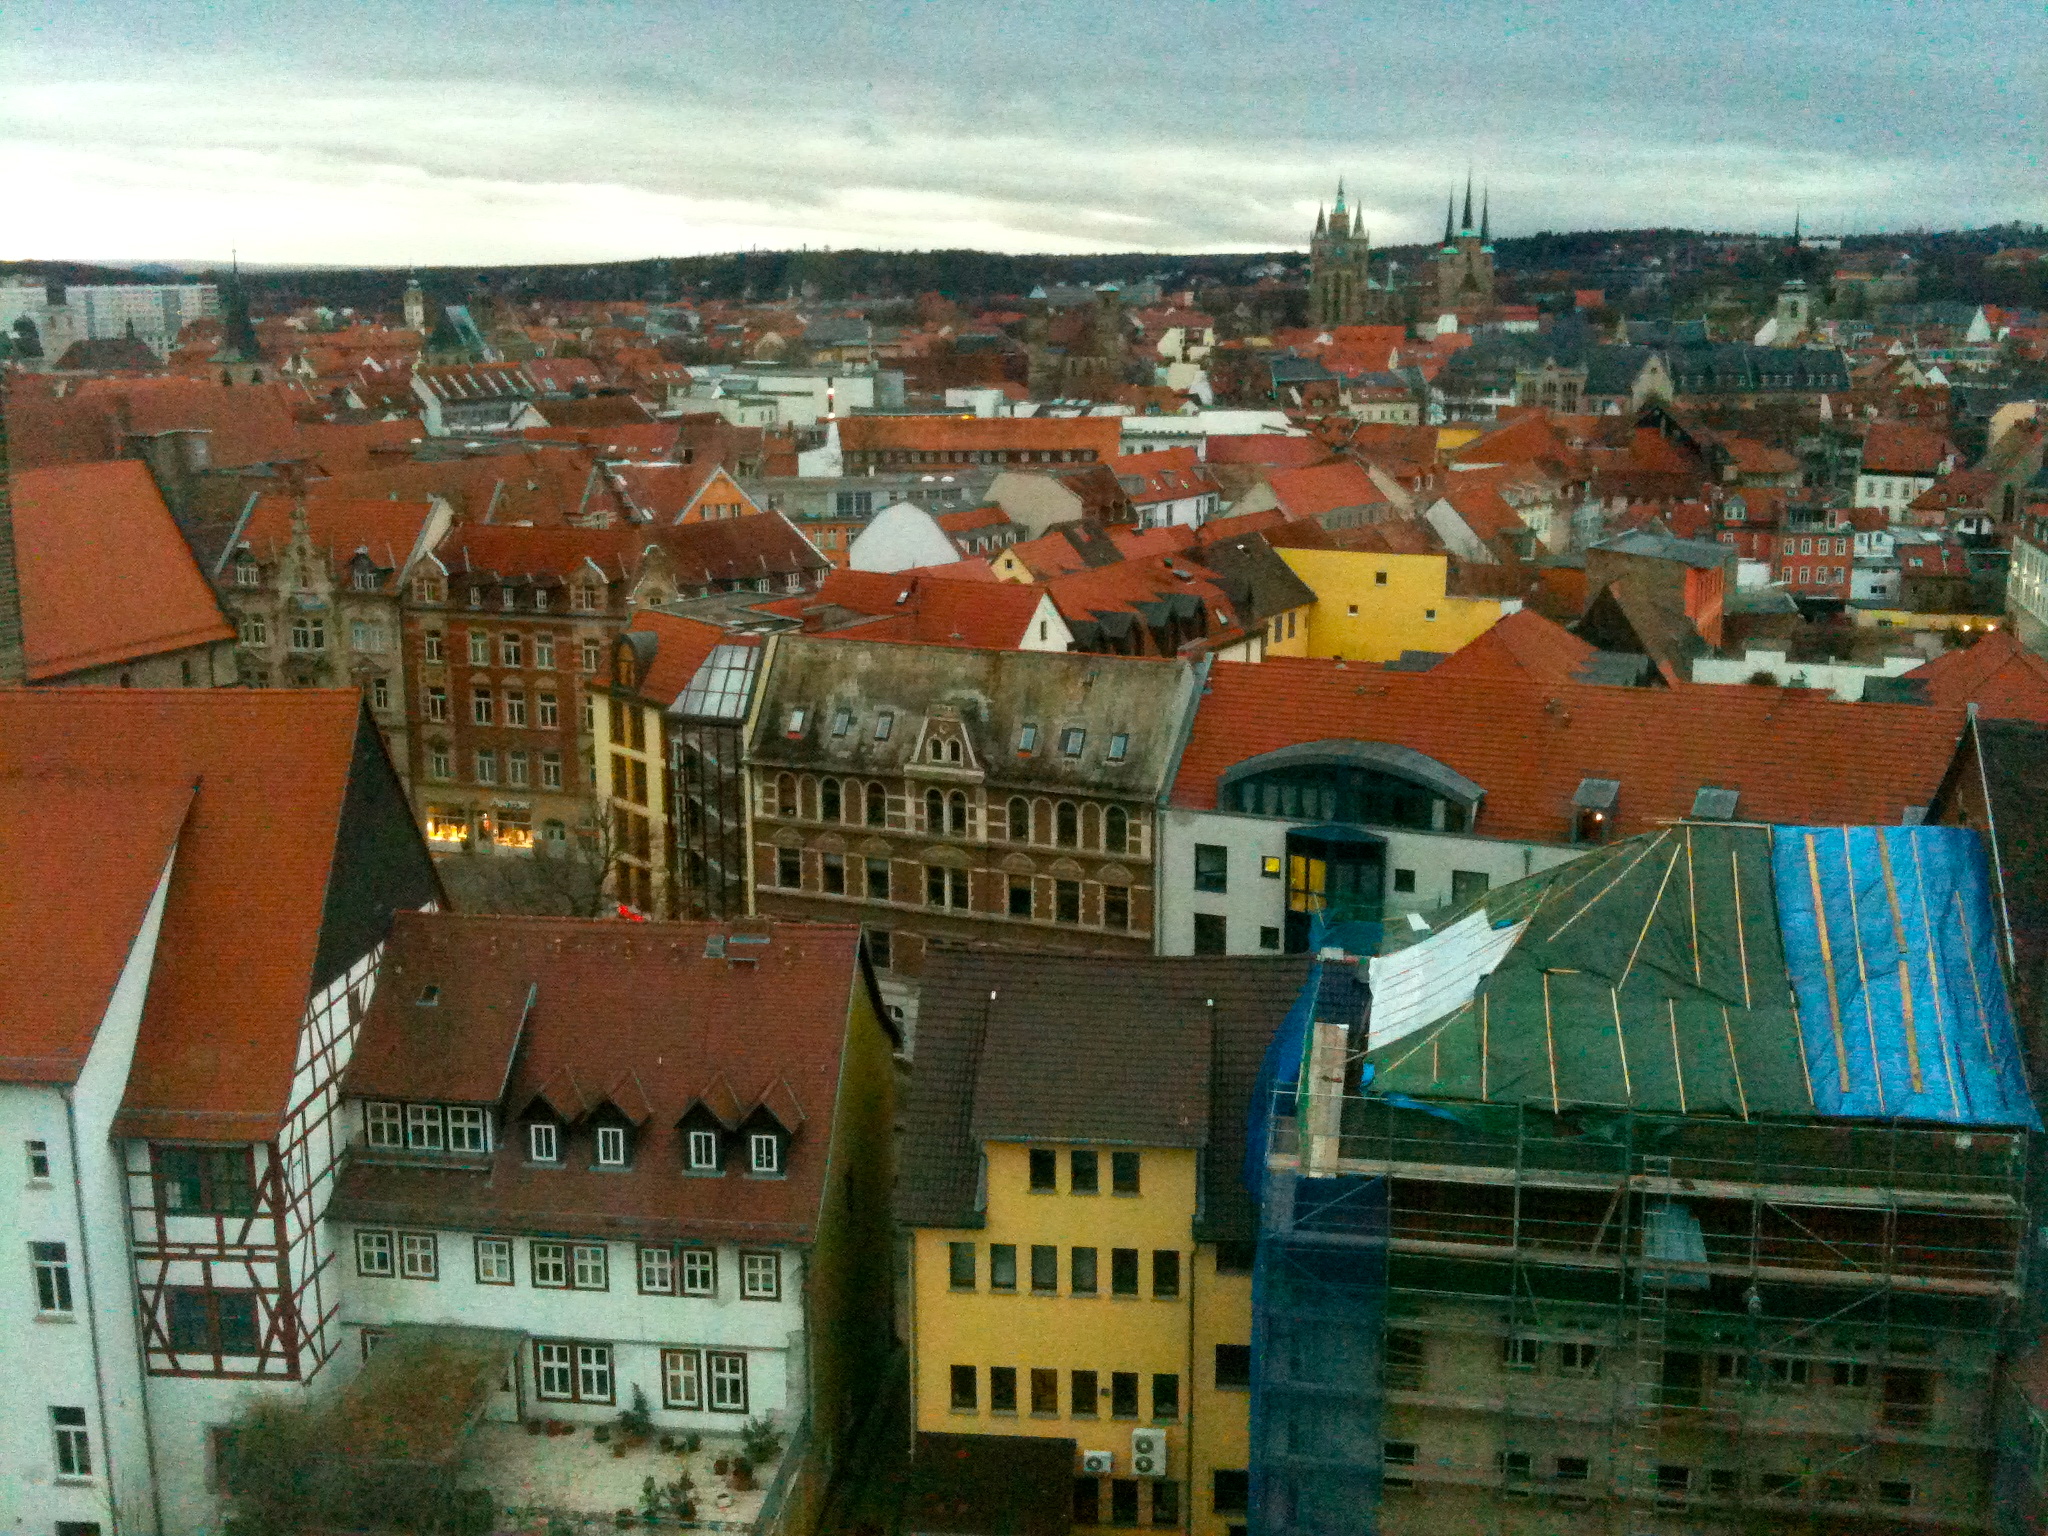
[1432,175,1498,313]
[1308,180,1375,326]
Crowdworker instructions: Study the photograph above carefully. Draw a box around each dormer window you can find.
[750,1133,783,1176]
[366,1102,402,1148]
[928,737,945,761]
[448,1106,489,1153]
[874,711,894,741]
[786,707,807,736]
[831,709,852,737]
[528,1121,560,1163]
[405,1104,445,1151]
[596,1126,629,1167]
[687,1129,721,1172]
[1017,723,1039,754]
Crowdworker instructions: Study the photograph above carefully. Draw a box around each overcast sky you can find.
[4,0,2043,266]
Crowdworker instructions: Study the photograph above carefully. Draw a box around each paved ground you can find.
[465,1422,771,1531]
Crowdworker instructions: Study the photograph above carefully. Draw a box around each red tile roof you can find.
[1173,657,1964,843]
[335,913,876,1244]
[1264,460,1390,520]
[837,414,1121,457]
[1202,434,1331,469]
[624,609,743,703]
[298,419,425,475]
[0,773,194,1084]
[934,504,1014,534]
[0,690,416,1136]
[764,568,1052,649]
[6,377,305,470]
[11,460,235,679]
[239,493,441,570]
[1862,420,1957,476]
[1428,609,1591,683]
[1905,631,2048,721]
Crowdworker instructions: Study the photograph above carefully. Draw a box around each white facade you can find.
[0,281,219,363]
[1853,470,1937,513]
[683,371,875,430]
[2,858,175,1536]
[1690,646,1924,702]
[338,1226,805,1432]
[1154,807,1583,957]
[848,503,964,572]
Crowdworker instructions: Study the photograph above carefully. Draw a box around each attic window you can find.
[830,709,852,737]
[1060,728,1086,758]
[595,1126,629,1167]
[687,1129,721,1171]
[1016,723,1039,754]
[1108,732,1129,762]
[785,707,807,737]
[417,985,441,1006]
[874,711,895,741]
[749,1132,783,1176]
[1691,786,1741,820]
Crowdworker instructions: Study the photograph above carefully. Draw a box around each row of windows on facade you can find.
[423,629,607,671]
[1392,1446,1919,1509]
[948,1243,1181,1300]
[949,1364,1181,1424]
[408,575,610,612]
[233,562,390,593]
[237,615,394,653]
[423,806,569,849]
[428,686,578,731]
[533,1339,754,1412]
[1072,1474,1179,1529]
[424,744,566,789]
[1030,1147,1142,1194]
[364,1100,785,1176]
[783,710,1130,768]
[768,776,1143,855]
[773,850,1137,930]
[850,448,1100,466]
[353,1230,782,1299]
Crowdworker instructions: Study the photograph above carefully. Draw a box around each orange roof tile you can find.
[838,414,1121,457]
[623,609,745,703]
[1428,609,1591,683]
[1202,434,1331,469]
[1905,631,2048,721]
[240,493,441,570]
[1265,460,1390,520]
[1862,420,1957,476]
[11,460,234,679]
[7,376,305,470]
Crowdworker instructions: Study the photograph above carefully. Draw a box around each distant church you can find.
[1307,182,1396,326]
[1432,178,1497,312]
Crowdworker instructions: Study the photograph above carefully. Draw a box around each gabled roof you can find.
[1429,609,1593,683]
[12,460,235,679]
[620,609,740,705]
[1264,459,1390,520]
[336,913,878,1243]
[6,376,305,470]
[0,690,438,1138]
[1905,630,2048,721]
[838,414,1121,456]
[763,568,1054,650]
[1862,420,1956,476]
[1173,656,1963,844]
[237,493,441,573]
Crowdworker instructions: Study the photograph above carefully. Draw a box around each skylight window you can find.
[417,985,440,1006]
[675,644,759,721]
[1691,786,1740,820]
[1107,733,1129,763]
[831,709,853,737]
[1060,728,1086,758]
[874,711,895,741]
[785,708,807,736]
[1016,723,1038,754]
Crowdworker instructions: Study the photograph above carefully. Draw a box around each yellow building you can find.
[899,950,1312,1536]
[1275,548,1510,662]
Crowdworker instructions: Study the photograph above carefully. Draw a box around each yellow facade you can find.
[909,1142,1254,1535]
[1276,548,1508,663]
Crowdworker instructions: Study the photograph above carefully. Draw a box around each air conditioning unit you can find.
[1081,1451,1114,1476]
[1131,1428,1168,1478]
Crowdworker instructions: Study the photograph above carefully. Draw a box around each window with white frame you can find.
[400,1232,438,1280]
[582,637,603,671]
[708,1350,749,1411]
[682,1249,717,1296]
[447,1106,489,1153]
[52,1405,91,1477]
[290,617,325,652]
[366,1101,403,1148]
[535,634,555,668]
[749,1132,782,1175]
[687,1128,720,1171]
[527,1121,559,1163]
[577,1343,614,1401]
[469,631,490,665]
[239,615,267,647]
[596,1126,628,1167]
[540,751,563,789]
[356,1230,395,1277]
[740,1250,781,1300]
[474,1238,513,1285]
[639,1246,675,1294]
[572,1243,608,1290]
[233,560,260,587]
[535,1341,575,1399]
[405,1103,444,1151]
[32,1242,73,1314]
[662,1347,703,1409]
[530,1241,568,1287]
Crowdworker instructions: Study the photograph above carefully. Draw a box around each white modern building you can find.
[0,281,219,363]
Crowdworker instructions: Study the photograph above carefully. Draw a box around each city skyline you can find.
[5,0,2044,266]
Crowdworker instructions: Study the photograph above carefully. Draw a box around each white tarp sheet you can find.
[1367,909,1527,1050]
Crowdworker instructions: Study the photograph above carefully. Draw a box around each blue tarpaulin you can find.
[1242,957,1323,1195]
[1771,825,2040,1129]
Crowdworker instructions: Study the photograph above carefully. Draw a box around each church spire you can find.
[1793,205,1802,243]
[1480,188,1490,246]
[1443,193,1455,246]
[1315,204,1326,237]
[1334,176,1346,213]
[1461,173,1474,235]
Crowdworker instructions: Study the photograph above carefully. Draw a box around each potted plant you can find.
[739,1415,782,1465]
[618,1386,655,1447]
[728,1454,754,1492]
[681,1431,701,1454]
[594,1423,611,1444]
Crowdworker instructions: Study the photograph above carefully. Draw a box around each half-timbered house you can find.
[0,689,440,1536]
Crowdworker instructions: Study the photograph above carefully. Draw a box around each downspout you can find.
[66,1092,162,1536]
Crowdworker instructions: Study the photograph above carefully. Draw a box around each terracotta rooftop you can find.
[1201,434,1331,469]
[11,460,235,679]
[1264,459,1390,521]
[238,493,442,572]
[1863,420,1957,476]
[1427,609,1595,684]
[1906,630,2048,722]
[838,414,1121,456]
[7,376,306,471]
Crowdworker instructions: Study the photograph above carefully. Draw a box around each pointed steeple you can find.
[1480,189,1490,247]
[1793,206,1802,244]
[1334,176,1346,213]
[1461,173,1474,236]
[1315,204,1326,238]
[1443,193,1455,247]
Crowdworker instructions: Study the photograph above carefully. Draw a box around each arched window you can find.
[926,788,944,833]
[1105,806,1129,854]
[929,738,945,761]
[947,740,963,764]
[948,791,968,835]
[776,773,797,818]
[866,783,887,827]
[821,778,841,823]
[1008,796,1031,843]
[1056,802,1078,848]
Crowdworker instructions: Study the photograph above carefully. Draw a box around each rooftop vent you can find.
[417,985,440,1006]
[1691,786,1741,820]
[1572,778,1620,811]
[704,935,727,959]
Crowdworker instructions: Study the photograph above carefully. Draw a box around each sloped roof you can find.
[6,376,305,470]
[838,414,1121,457]
[0,690,430,1138]
[1174,656,1964,844]
[1905,630,2048,721]
[12,460,235,679]
[1202,434,1330,469]
[1863,420,1956,475]
[768,568,1053,650]
[1265,460,1390,520]
[238,493,440,571]
[622,609,738,705]
[899,948,1311,1228]
[1429,609,1593,683]
[337,913,877,1243]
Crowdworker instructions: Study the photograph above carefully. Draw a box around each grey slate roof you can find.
[898,948,1312,1230]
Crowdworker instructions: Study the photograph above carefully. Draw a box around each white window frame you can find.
[740,1250,781,1301]
[399,1232,438,1280]
[596,1126,628,1167]
[405,1103,444,1151]
[535,1341,575,1399]
[447,1105,489,1153]
[366,1101,403,1148]
[535,635,555,668]
[639,1246,676,1294]
[32,1241,73,1315]
[475,1237,513,1285]
[469,631,490,665]
[527,1122,559,1163]
[577,1343,614,1402]
[52,1406,92,1478]
[356,1229,395,1277]
[571,1243,609,1291]
[749,1132,782,1175]
[681,1248,717,1296]
[531,1241,568,1288]
[708,1350,749,1412]
[687,1128,720,1170]
[662,1347,703,1409]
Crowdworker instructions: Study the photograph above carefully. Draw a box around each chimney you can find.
[0,387,24,684]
